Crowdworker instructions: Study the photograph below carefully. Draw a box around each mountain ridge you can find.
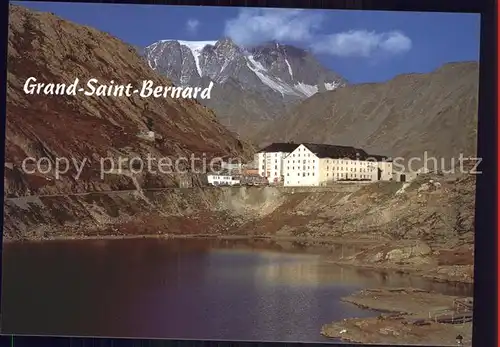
[254,60,479,167]
[142,38,346,138]
[144,38,346,97]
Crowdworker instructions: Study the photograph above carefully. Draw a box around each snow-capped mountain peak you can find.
[173,40,216,76]
[146,40,216,77]
[144,38,346,98]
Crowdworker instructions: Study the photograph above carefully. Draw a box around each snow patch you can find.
[246,56,301,97]
[147,41,159,51]
[176,40,217,77]
[147,40,217,77]
[285,59,293,78]
[294,83,319,97]
[220,59,230,74]
[247,55,267,72]
[145,43,162,70]
[324,81,341,90]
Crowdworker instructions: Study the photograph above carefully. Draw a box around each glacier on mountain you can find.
[143,38,345,99]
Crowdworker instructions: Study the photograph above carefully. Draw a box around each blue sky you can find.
[14,1,481,83]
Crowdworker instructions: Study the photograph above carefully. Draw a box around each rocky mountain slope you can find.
[5,5,253,197]
[4,170,475,265]
[143,38,346,137]
[255,62,479,165]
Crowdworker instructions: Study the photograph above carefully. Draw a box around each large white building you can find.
[282,143,393,187]
[255,143,299,184]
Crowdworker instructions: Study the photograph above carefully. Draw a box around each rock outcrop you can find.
[5,4,254,197]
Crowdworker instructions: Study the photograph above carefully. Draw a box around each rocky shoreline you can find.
[326,239,474,284]
[321,288,473,346]
[1,232,384,245]
[3,233,474,284]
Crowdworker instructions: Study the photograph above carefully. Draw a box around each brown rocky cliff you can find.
[3,173,474,250]
[5,5,253,196]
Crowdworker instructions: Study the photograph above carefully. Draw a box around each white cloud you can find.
[311,30,412,57]
[224,8,323,46]
[186,19,200,34]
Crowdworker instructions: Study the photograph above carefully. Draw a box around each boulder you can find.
[385,241,432,261]
[418,183,430,192]
[370,252,384,262]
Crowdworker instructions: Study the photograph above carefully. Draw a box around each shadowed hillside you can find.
[254,62,479,166]
[5,5,253,196]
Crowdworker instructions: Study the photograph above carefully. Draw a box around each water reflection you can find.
[253,256,346,286]
[1,238,472,341]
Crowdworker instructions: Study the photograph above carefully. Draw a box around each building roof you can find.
[258,142,300,153]
[258,142,391,161]
[301,143,367,160]
[367,154,392,162]
[298,143,391,162]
